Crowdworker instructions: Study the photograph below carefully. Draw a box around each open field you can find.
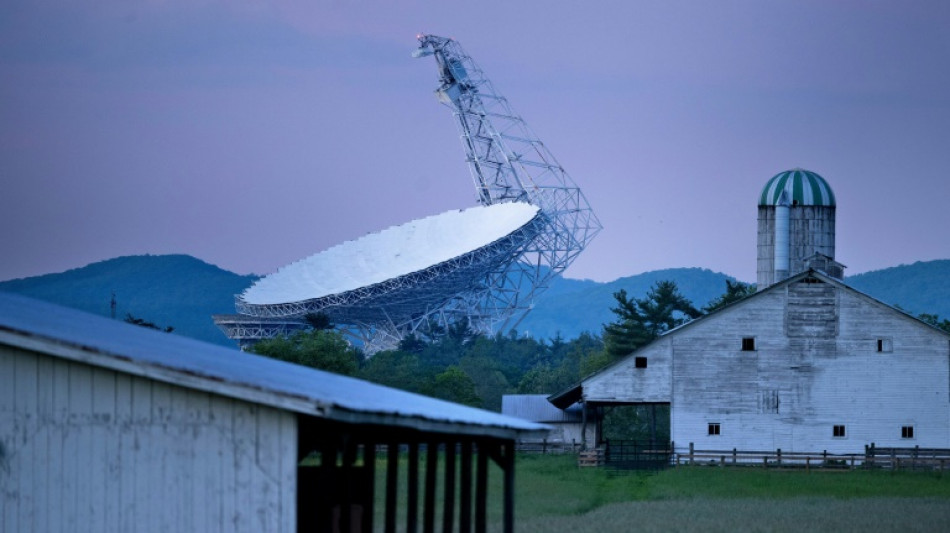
[367,453,950,531]
[499,454,950,532]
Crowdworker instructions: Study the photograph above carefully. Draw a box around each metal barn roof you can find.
[0,292,546,439]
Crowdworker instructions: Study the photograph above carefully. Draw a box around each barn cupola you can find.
[756,169,844,290]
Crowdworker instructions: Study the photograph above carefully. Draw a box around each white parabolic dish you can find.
[241,202,542,306]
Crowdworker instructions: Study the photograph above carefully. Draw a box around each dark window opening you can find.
[708,423,721,436]
[902,426,915,439]
[877,338,892,353]
[635,356,648,369]
[741,337,755,351]
[833,425,846,438]
[877,339,884,352]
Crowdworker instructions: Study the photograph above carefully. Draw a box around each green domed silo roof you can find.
[759,169,836,207]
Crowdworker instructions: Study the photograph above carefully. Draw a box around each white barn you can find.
[551,269,950,455]
[550,169,950,458]
[0,293,545,532]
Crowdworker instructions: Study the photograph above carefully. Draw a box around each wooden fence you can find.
[514,439,583,454]
[675,443,950,471]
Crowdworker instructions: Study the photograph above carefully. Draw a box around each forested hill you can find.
[0,255,258,346]
[1,255,948,346]
[517,268,734,340]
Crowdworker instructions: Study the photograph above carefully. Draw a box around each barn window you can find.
[902,426,915,439]
[833,425,846,438]
[741,337,755,351]
[635,356,648,369]
[876,338,892,353]
[708,423,721,436]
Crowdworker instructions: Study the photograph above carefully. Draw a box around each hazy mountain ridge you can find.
[1,255,947,347]
[0,255,258,345]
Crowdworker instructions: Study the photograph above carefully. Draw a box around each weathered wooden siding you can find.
[584,337,673,403]
[669,278,950,453]
[0,345,297,533]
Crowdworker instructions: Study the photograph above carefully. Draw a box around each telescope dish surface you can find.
[240,202,541,309]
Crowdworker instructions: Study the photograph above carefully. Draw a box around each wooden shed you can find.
[0,293,545,532]
[551,270,950,456]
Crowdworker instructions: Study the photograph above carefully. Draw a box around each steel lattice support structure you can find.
[413,34,601,333]
[214,35,600,353]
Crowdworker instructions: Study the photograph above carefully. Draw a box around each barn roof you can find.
[0,292,546,439]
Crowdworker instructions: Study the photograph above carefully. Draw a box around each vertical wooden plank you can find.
[232,401,255,533]
[0,349,16,533]
[254,404,284,532]
[214,395,236,533]
[115,373,135,533]
[169,385,195,533]
[278,412,297,533]
[49,356,70,533]
[191,391,215,533]
[90,368,116,533]
[16,350,38,531]
[131,376,153,533]
[34,353,55,533]
[69,361,94,530]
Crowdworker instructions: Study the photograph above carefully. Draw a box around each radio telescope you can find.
[214,35,601,352]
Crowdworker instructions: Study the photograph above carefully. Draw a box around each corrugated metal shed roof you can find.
[501,394,582,423]
[0,292,546,439]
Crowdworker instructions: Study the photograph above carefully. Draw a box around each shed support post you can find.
[581,402,588,451]
[385,442,399,533]
[475,443,488,533]
[502,440,515,533]
[424,441,438,533]
[460,440,473,533]
[407,442,419,533]
[443,440,457,533]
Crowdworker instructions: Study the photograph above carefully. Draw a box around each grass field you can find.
[499,454,950,532]
[368,453,950,531]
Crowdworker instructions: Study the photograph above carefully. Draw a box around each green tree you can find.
[423,366,482,407]
[602,281,700,359]
[250,329,361,376]
[703,279,756,313]
[124,313,173,333]
[918,313,950,333]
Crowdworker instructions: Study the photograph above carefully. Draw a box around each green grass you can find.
[504,455,950,532]
[367,454,950,532]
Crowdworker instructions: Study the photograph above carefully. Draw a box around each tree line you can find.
[249,278,950,414]
[249,280,757,411]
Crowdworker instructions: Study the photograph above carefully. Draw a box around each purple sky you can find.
[2,1,948,284]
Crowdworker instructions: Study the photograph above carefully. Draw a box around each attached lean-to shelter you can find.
[0,293,545,532]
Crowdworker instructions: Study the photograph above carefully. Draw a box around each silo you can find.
[757,169,837,290]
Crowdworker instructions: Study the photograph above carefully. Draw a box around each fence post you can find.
[733,448,737,465]
[777,448,782,466]
[720,455,725,468]
[806,457,811,473]
[689,442,694,465]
